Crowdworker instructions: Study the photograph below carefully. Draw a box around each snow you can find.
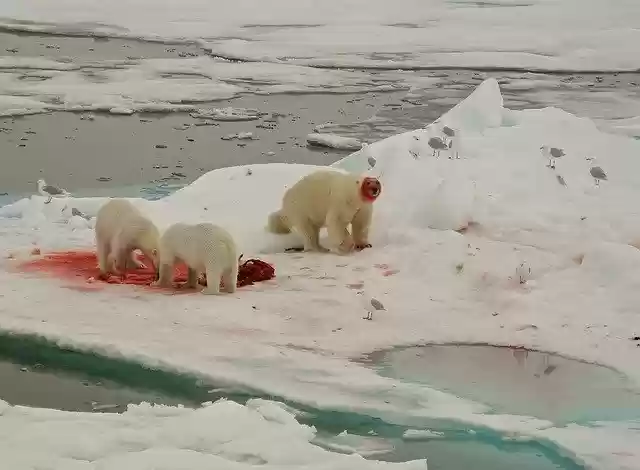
[1,0,639,72]
[306,133,363,150]
[0,398,425,470]
[2,78,640,468]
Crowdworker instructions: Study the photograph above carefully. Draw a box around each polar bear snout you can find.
[361,177,382,202]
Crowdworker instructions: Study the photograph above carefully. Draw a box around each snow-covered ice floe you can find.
[0,398,425,470]
[2,78,640,469]
[0,56,411,117]
[306,133,363,150]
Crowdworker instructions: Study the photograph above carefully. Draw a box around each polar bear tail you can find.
[267,210,291,234]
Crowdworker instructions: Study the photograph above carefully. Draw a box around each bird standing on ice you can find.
[357,290,386,320]
[37,179,69,204]
[442,126,459,159]
[442,126,455,143]
[540,145,565,169]
[428,137,448,158]
[590,166,607,187]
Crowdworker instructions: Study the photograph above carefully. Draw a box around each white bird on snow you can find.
[515,261,531,284]
[357,290,386,321]
[448,137,460,159]
[441,126,459,158]
[540,145,565,169]
[37,179,69,204]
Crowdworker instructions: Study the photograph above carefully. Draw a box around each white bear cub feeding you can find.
[153,222,239,295]
[267,170,382,254]
[95,198,160,277]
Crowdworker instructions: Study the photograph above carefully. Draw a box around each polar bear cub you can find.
[153,222,239,295]
[267,170,382,254]
[95,198,160,277]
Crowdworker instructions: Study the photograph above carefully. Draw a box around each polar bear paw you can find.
[355,243,372,251]
[201,287,222,295]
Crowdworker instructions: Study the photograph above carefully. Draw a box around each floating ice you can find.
[190,107,265,122]
[0,0,639,71]
[306,133,363,151]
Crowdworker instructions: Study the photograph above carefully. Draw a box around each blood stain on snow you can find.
[13,250,275,294]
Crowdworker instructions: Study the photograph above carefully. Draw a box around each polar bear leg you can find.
[352,204,373,249]
[115,248,132,275]
[186,267,199,289]
[291,216,327,252]
[156,262,174,287]
[326,210,353,254]
[96,239,111,275]
[222,262,238,294]
[108,230,125,272]
[201,263,222,295]
[155,257,175,288]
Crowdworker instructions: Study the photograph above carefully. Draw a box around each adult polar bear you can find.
[94,198,160,277]
[153,222,239,295]
[267,170,382,254]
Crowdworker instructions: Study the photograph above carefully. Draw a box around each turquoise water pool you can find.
[362,344,640,424]
[0,332,585,470]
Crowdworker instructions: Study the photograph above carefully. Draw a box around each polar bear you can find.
[94,198,160,277]
[153,222,239,295]
[267,170,382,254]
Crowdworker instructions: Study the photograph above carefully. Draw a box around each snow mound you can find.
[0,398,425,470]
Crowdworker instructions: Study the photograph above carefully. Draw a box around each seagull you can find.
[442,126,455,138]
[540,146,565,169]
[448,137,460,159]
[71,207,91,220]
[37,179,69,204]
[590,166,607,187]
[442,126,457,156]
[428,137,448,158]
[357,290,386,321]
[515,261,531,284]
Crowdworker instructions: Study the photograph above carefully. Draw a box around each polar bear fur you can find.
[153,222,239,295]
[267,170,380,254]
[94,198,160,277]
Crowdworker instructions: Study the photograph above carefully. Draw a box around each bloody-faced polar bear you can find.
[153,222,239,295]
[95,198,161,277]
[267,170,382,254]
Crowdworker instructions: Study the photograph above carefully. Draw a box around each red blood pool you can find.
[16,250,275,293]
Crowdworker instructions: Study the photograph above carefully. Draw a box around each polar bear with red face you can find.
[267,170,382,254]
